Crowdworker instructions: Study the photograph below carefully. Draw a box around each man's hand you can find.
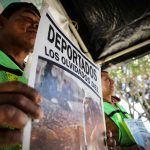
[104,130,116,150]
[0,81,44,146]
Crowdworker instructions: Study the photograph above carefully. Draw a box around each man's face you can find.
[101,72,115,96]
[1,8,40,52]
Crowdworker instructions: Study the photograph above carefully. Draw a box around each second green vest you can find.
[104,101,135,146]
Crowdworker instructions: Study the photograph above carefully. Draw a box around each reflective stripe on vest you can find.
[0,71,27,83]
[0,51,27,150]
[104,101,135,146]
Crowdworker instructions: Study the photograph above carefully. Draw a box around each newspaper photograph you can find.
[24,8,106,150]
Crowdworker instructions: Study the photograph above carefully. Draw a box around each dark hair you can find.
[1,2,40,18]
[101,70,108,73]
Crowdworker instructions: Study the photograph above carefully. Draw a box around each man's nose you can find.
[110,79,114,84]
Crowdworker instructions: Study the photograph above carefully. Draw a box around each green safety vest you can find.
[0,50,28,150]
[104,101,135,146]
[0,50,27,83]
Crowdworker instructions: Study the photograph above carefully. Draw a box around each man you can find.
[0,2,43,149]
[101,71,142,150]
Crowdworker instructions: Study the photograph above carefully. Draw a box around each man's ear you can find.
[0,15,7,29]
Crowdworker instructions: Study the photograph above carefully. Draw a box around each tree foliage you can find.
[108,54,150,120]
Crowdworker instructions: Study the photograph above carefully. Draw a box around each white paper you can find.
[23,7,106,150]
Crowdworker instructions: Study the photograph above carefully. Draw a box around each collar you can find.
[104,96,121,105]
[0,50,23,72]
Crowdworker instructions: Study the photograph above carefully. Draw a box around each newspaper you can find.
[124,119,150,150]
[23,8,106,150]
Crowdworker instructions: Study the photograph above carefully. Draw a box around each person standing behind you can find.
[101,71,142,150]
[0,2,43,150]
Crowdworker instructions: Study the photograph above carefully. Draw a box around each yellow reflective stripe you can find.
[6,72,19,81]
[6,72,27,84]
[19,144,22,150]
[116,113,135,144]
[120,119,135,142]
[116,113,122,142]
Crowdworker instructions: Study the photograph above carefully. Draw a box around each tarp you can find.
[1,0,150,68]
